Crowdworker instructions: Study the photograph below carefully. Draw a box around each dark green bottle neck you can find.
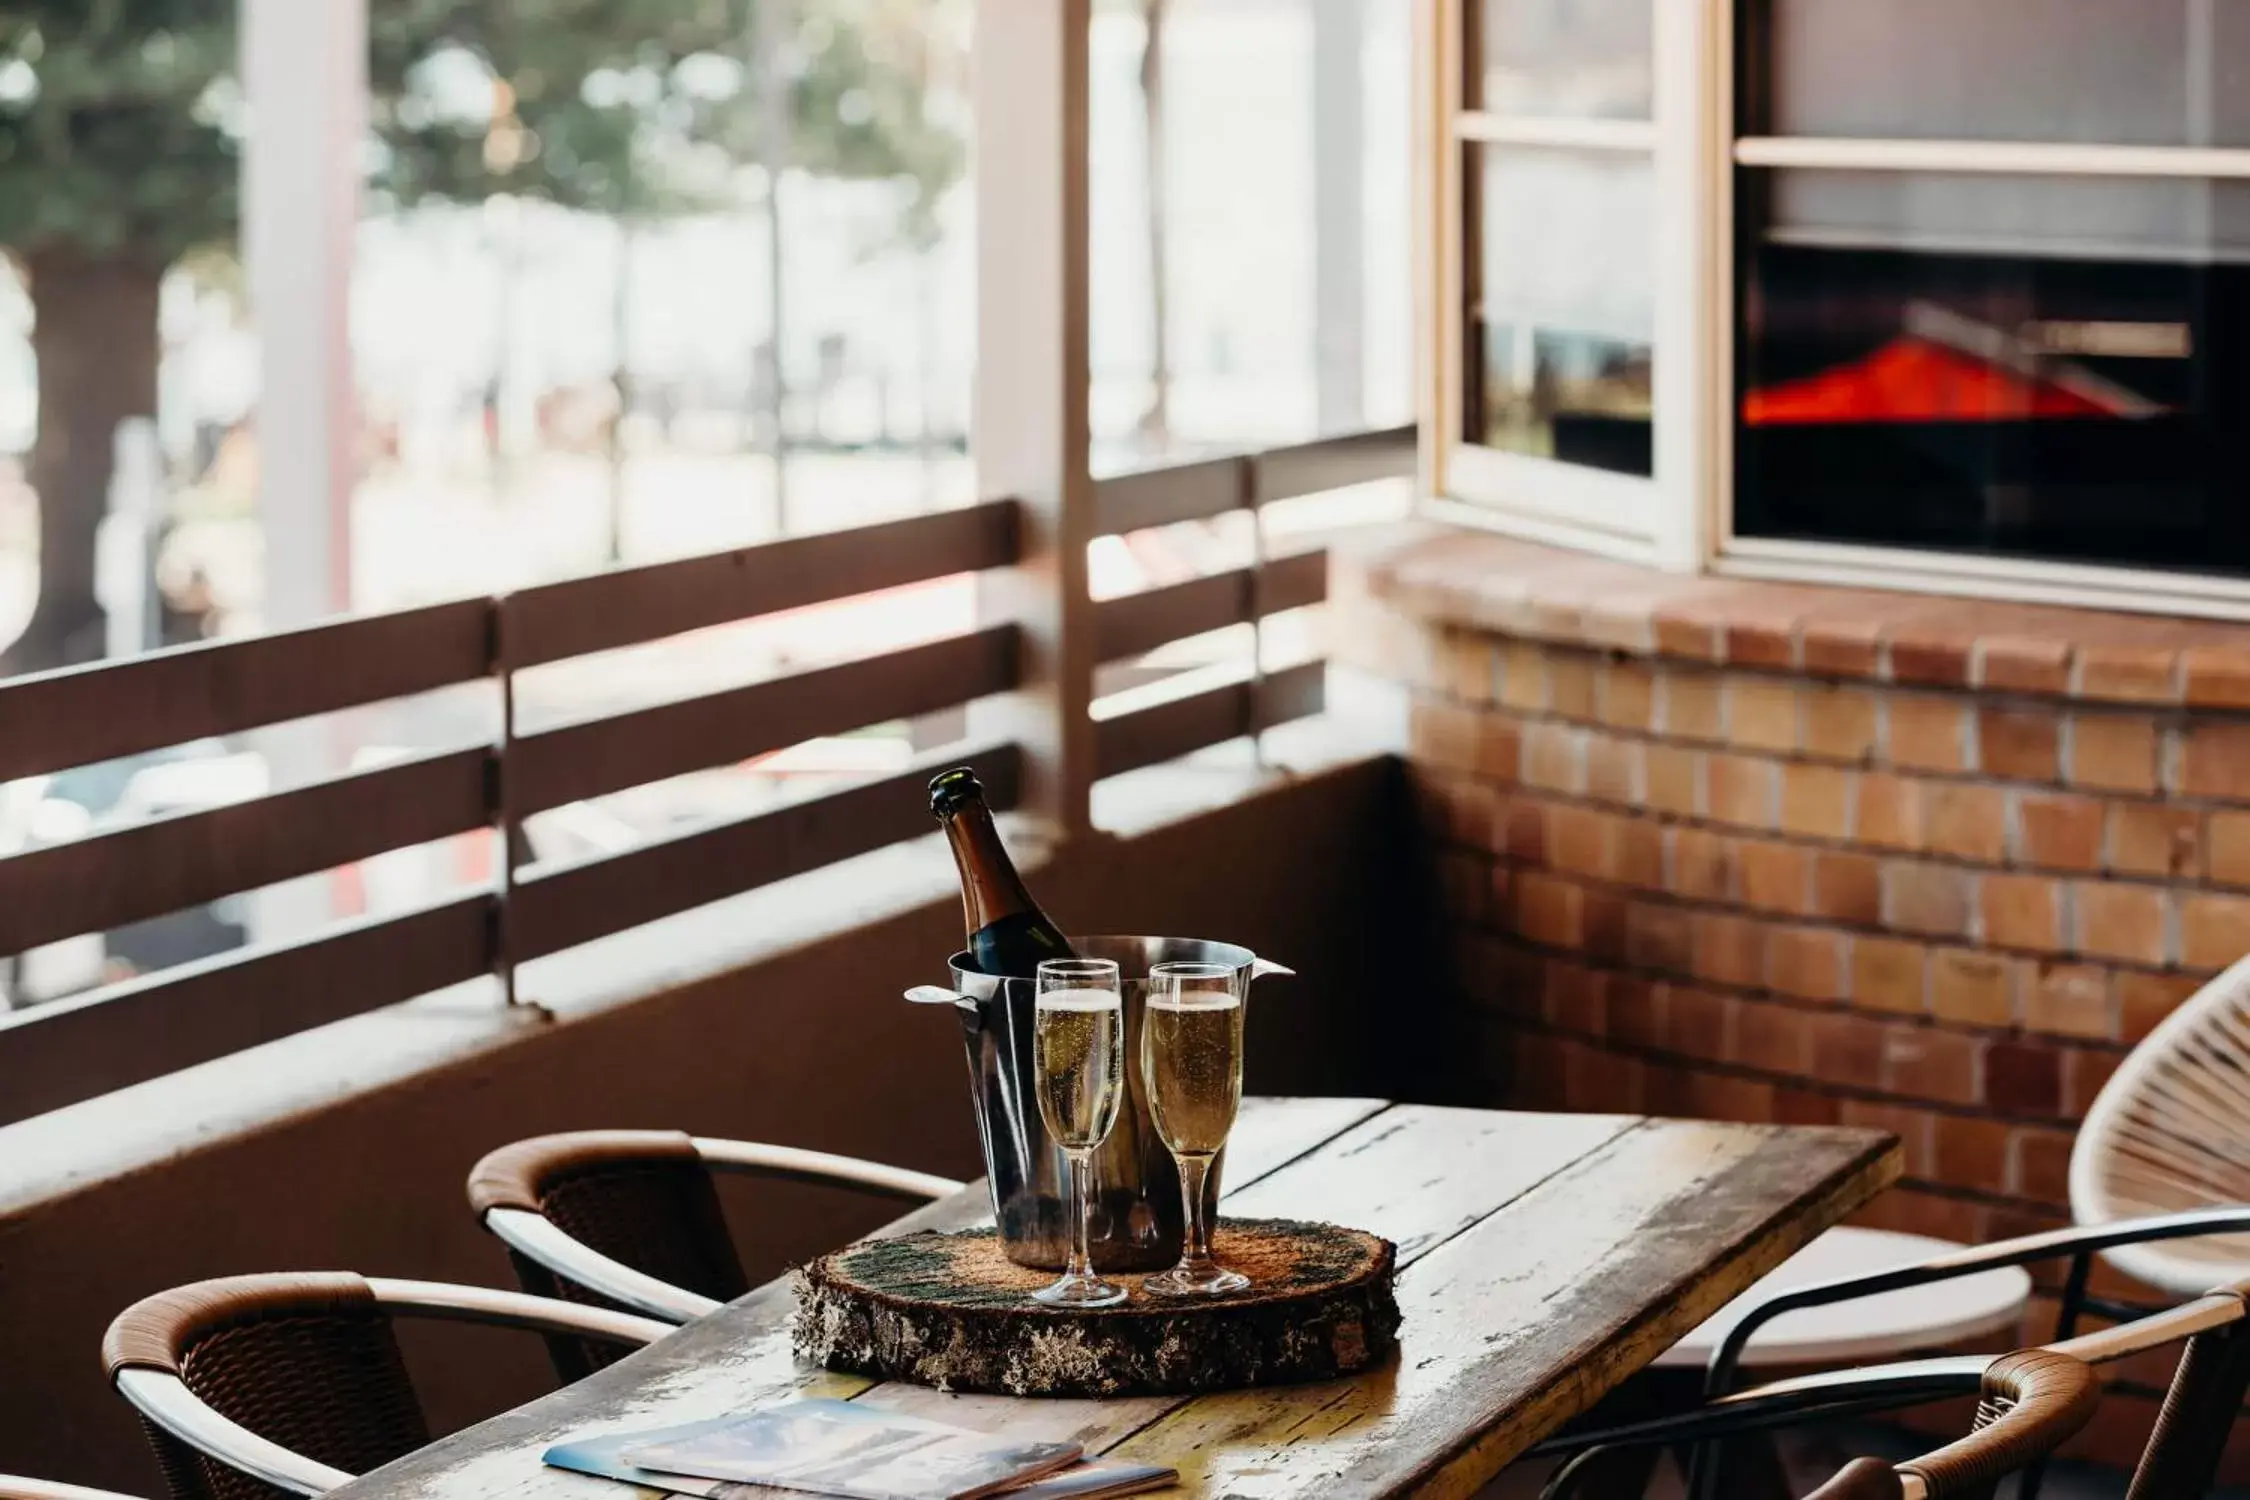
[939,800,1043,936]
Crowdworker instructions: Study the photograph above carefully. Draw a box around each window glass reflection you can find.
[1736,168,2250,573]
[1479,0,1652,121]
[1467,145,1653,476]
[1755,0,2250,145]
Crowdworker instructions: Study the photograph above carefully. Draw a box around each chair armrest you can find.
[0,1479,149,1500]
[362,1277,677,1346]
[1706,1206,2250,1396]
[111,1368,353,1498]
[690,1138,964,1202]
[1538,1354,1988,1460]
[480,1207,725,1323]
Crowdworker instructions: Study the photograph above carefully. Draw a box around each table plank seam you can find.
[1072,1112,1652,1463]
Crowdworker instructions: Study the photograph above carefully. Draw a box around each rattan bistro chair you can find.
[1543,1346,2100,1500]
[1548,1268,2250,1500]
[1630,1211,2250,1500]
[467,1130,960,1375]
[102,1272,668,1500]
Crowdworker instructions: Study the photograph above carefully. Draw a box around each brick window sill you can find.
[1345,525,2250,710]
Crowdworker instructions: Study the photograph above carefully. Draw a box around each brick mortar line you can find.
[1491,1005,2102,1141]
[1414,765,2240,903]
[1459,915,2134,1054]
[1461,839,2211,994]
[1410,682,2250,819]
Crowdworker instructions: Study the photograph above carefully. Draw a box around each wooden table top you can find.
[334,1100,1898,1500]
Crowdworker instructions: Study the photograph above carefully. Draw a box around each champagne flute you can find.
[1142,960,1249,1296]
[1032,957,1128,1307]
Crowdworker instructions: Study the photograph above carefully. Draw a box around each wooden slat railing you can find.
[0,746,495,957]
[511,628,1018,816]
[1084,423,1412,766]
[0,426,1410,1126]
[1091,423,1413,537]
[0,599,492,784]
[1093,549,1327,665]
[0,501,1027,1126]
[503,502,1018,668]
[1093,661,1327,780]
[0,894,495,1126]
[509,744,1024,963]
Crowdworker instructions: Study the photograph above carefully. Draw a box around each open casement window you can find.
[1420,0,2250,617]
[1422,0,1719,567]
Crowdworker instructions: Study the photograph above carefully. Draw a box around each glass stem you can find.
[1176,1152,1215,1269]
[1067,1149,1095,1282]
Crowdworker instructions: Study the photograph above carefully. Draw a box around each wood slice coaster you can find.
[792,1217,1399,1398]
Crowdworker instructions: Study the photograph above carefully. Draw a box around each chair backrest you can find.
[0,1479,149,1500]
[2072,953,2250,1287]
[101,1274,430,1500]
[1797,1350,2097,1500]
[467,1130,749,1377]
[2118,1281,2250,1500]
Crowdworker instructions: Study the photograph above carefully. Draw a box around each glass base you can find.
[1145,1262,1250,1298]
[1031,1271,1128,1308]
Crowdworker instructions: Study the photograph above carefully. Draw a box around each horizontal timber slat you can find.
[511,628,1019,815]
[1094,551,1328,664]
[0,747,494,955]
[503,501,1020,668]
[1093,660,1326,779]
[508,744,1025,962]
[1253,424,1416,504]
[0,894,494,1127]
[0,600,492,783]
[1090,426,1416,537]
[1093,456,1244,538]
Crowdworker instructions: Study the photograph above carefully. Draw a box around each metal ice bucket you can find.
[905,936,1293,1271]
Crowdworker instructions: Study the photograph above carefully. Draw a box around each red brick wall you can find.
[1339,529,2250,1473]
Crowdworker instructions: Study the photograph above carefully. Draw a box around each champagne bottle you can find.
[930,767,1078,976]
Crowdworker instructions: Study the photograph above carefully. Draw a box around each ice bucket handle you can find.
[904,985,977,1013]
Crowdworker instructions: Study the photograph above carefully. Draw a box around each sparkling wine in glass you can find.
[1142,960,1249,1296]
[1032,958,1128,1307]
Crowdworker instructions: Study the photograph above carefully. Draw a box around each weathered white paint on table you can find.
[329,1100,1898,1500]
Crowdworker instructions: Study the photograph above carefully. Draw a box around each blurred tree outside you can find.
[0,0,961,674]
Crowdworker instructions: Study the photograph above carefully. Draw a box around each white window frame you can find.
[1418,0,1718,571]
[1418,0,2250,619]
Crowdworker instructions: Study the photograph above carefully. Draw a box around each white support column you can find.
[974,0,1096,841]
[244,0,363,627]
[242,0,366,942]
[1313,0,1367,433]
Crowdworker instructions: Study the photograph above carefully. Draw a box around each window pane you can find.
[1467,144,1653,477]
[1089,0,1415,470]
[1755,0,2250,146]
[1478,0,1652,121]
[1736,167,2250,574]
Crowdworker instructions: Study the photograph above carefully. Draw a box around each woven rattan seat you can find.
[467,1129,960,1377]
[103,1273,668,1499]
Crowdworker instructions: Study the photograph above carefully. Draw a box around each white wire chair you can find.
[2073,951,2250,1297]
